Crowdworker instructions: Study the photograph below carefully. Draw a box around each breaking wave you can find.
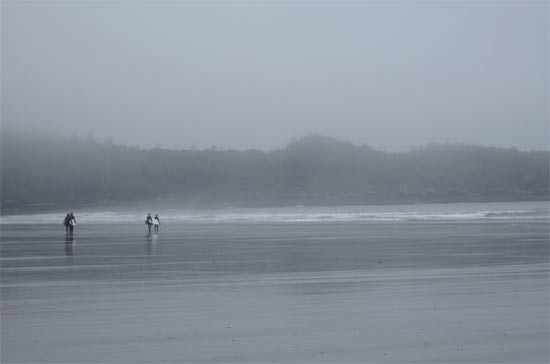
[1,202,548,224]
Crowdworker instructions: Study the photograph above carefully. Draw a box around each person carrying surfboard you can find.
[63,213,71,234]
[68,212,76,234]
[145,213,153,233]
[153,214,161,233]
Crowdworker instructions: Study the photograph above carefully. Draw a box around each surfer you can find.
[68,212,76,234]
[153,214,161,233]
[145,213,153,233]
[63,213,71,234]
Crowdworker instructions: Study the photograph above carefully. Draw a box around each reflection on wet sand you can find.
[65,235,75,256]
[146,233,158,256]
[1,221,547,363]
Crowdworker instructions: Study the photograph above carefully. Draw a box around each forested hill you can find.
[1,132,548,212]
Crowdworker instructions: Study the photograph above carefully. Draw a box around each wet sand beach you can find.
[1,220,548,363]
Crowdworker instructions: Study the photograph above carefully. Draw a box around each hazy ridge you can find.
[1,131,548,213]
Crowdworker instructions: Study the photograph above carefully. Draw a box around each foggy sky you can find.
[1,1,548,151]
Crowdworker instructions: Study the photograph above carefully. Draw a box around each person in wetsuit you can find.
[68,212,76,235]
[63,213,70,234]
[145,213,153,233]
[153,214,161,233]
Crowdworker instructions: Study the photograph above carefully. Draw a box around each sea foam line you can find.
[1,205,548,224]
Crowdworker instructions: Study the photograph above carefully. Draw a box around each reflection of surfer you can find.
[68,212,76,235]
[146,232,157,253]
[153,214,161,233]
[145,213,153,233]
[65,234,75,256]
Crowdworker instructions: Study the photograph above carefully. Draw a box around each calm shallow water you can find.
[1,218,549,363]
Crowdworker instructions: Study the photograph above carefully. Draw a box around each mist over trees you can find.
[1,131,548,213]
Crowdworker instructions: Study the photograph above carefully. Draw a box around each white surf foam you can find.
[1,202,548,224]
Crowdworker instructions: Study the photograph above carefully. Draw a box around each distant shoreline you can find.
[1,199,548,219]
[2,134,548,214]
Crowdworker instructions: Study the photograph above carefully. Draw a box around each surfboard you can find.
[69,220,76,226]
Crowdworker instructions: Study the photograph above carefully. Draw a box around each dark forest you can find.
[2,131,548,213]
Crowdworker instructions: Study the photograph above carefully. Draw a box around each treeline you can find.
[1,131,548,212]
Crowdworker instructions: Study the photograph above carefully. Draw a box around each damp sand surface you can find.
[1,221,548,363]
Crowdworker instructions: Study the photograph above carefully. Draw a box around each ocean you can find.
[1,201,548,362]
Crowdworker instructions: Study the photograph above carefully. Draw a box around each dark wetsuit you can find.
[63,215,70,234]
[68,215,76,234]
[154,216,160,233]
[146,216,153,233]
